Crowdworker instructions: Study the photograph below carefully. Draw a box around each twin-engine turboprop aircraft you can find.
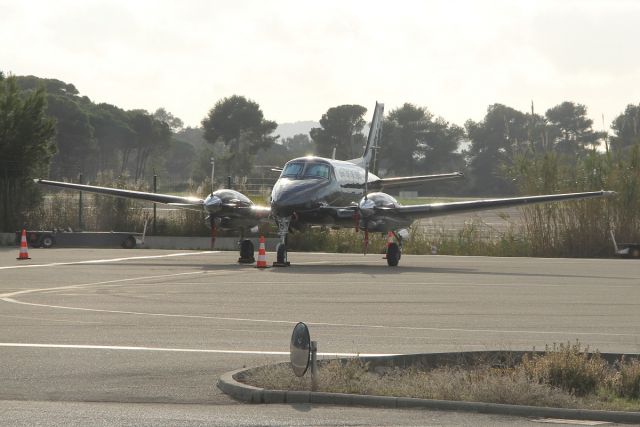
[36,102,613,266]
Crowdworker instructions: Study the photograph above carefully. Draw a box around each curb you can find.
[218,366,640,425]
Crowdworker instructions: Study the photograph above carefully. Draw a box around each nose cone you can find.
[204,194,222,213]
[270,178,328,217]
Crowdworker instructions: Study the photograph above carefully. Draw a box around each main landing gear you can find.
[235,227,255,264]
[238,239,255,263]
[385,231,403,267]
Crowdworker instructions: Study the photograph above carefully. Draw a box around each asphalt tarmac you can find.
[1,247,638,426]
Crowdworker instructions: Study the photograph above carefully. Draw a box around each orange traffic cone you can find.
[382,231,394,259]
[16,229,31,260]
[255,236,269,269]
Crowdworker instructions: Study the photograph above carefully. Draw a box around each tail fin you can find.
[348,102,384,167]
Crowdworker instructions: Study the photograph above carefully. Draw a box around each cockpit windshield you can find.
[281,161,331,180]
[303,163,330,179]
[282,162,304,177]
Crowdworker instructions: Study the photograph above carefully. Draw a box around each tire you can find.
[122,235,136,249]
[41,235,54,248]
[276,243,287,264]
[239,239,255,262]
[631,247,640,259]
[386,243,400,267]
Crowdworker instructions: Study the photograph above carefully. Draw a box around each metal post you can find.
[210,157,215,194]
[152,174,157,235]
[78,173,83,231]
[310,341,318,391]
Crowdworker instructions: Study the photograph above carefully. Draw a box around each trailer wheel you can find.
[631,247,640,259]
[122,235,136,249]
[41,235,54,248]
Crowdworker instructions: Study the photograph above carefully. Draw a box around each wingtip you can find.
[602,190,616,197]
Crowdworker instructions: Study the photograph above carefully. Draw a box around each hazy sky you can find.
[3,0,639,130]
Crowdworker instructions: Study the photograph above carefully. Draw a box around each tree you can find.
[282,133,315,158]
[46,94,98,178]
[545,101,604,155]
[310,105,367,159]
[127,110,171,181]
[163,139,197,181]
[380,103,426,176]
[0,75,56,231]
[88,103,135,173]
[610,104,640,152]
[153,107,184,132]
[466,104,529,195]
[16,75,99,180]
[380,103,464,177]
[201,95,277,177]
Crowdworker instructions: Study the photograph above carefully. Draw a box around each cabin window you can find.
[303,163,330,179]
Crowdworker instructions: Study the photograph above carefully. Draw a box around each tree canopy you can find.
[310,104,367,159]
[4,71,640,207]
[0,75,56,230]
[201,95,277,177]
[381,103,464,177]
[610,103,640,152]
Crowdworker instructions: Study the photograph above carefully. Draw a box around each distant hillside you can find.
[275,121,319,141]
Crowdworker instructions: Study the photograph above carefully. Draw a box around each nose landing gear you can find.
[273,216,291,267]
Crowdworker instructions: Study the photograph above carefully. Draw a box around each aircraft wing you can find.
[388,190,614,219]
[35,179,204,207]
[368,172,464,191]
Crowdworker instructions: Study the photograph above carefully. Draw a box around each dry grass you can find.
[241,345,640,411]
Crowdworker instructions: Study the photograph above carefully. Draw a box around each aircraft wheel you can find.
[41,235,55,248]
[386,243,400,267]
[238,239,255,263]
[274,243,290,267]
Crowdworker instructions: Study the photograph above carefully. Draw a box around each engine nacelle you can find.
[204,189,254,214]
[357,192,410,233]
[358,192,400,209]
[204,189,263,231]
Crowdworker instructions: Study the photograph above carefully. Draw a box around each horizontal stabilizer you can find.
[368,172,464,191]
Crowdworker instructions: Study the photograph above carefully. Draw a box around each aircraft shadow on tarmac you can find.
[241,263,629,280]
[72,260,628,280]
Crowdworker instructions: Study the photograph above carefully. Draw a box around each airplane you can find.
[35,102,613,267]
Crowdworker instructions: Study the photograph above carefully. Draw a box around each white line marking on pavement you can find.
[0,271,210,299]
[0,342,396,358]
[0,251,218,270]
[2,295,638,339]
[2,265,637,340]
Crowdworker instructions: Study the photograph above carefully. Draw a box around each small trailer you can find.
[16,230,144,249]
[610,230,640,258]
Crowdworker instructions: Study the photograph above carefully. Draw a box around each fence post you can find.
[78,173,83,231]
[153,174,157,235]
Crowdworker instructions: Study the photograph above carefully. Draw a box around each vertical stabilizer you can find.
[348,102,384,167]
